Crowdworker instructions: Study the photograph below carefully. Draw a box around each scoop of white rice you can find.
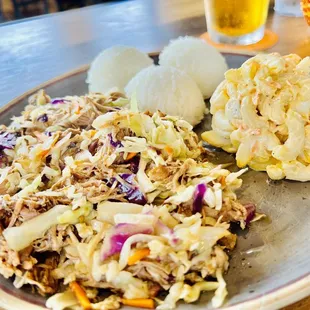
[125,66,205,126]
[159,36,228,98]
[87,46,153,93]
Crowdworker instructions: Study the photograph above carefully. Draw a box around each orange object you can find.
[128,248,150,266]
[75,106,82,115]
[121,298,155,309]
[39,149,50,158]
[38,136,59,158]
[69,281,92,310]
[126,152,137,160]
[89,130,97,137]
[164,146,173,155]
[219,176,226,186]
[301,0,310,25]
[200,29,278,52]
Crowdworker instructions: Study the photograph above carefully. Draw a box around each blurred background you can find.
[0,0,125,22]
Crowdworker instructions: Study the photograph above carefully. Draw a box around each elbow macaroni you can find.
[202,53,310,181]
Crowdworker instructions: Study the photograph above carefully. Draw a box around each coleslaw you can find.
[0,90,257,309]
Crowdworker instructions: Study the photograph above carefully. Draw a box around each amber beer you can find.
[205,0,270,45]
[302,0,310,25]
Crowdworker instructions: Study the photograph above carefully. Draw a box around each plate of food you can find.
[0,36,310,310]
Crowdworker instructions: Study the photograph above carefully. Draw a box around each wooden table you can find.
[0,0,309,108]
[0,0,310,309]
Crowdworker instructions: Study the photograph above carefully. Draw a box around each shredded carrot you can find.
[126,152,137,161]
[121,298,155,309]
[38,136,59,158]
[89,130,97,137]
[75,106,81,115]
[164,146,173,155]
[69,281,92,310]
[39,149,50,158]
[128,248,150,266]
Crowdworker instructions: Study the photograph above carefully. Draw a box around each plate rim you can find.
[0,51,309,310]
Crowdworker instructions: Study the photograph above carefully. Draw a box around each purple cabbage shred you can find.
[37,114,48,122]
[118,173,147,205]
[0,132,18,151]
[168,274,176,284]
[106,174,147,205]
[192,183,207,213]
[101,223,153,260]
[129,156,140,174]
[0,153,8,167]
[41,174,50,184]
[50,98,69,105]
[109,231,131,257]
[244,203,256,225]
[119,173,134,183]
[108,133,123,148]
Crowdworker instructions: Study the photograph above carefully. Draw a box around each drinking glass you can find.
[204,0,270,45]
[301,0,310,24]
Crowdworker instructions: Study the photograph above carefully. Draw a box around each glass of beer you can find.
[301,0,310,25]
[204,0,270,45]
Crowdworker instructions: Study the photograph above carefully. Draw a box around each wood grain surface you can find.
[283,297,310,310]
[0,0,309,108]
[0,1,310,309]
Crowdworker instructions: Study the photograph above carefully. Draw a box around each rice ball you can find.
[159,36,228,98]
[87,46,153,93]
[125,66,205,126]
